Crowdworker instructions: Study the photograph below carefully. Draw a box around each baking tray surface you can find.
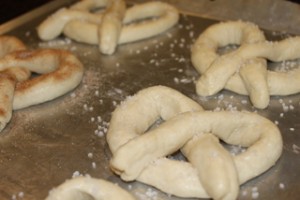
[0,1,299,200]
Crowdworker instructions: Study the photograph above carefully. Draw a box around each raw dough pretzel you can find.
[45,176,136,200]
[0,36,84,132]
[37,0,106,41]
[191,20,300,109]
[107,86,282,200]
[37,0,179,55]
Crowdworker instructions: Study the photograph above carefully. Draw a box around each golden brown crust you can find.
[0,36,84,132]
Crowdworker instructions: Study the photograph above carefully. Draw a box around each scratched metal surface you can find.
[0,0,299,200]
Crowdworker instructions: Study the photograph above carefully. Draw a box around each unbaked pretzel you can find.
[37,0,179,55]
[45,176,136,200]
[37,0,105,41]
[191,20,300,109]
[107,86,282,200]
[0,36,84,132]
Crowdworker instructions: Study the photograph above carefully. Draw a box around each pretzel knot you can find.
[0,36,84,132]
[107,86,282,200]
[37,0,179,55]
[191,20,300,109]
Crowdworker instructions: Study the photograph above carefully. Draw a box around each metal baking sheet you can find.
[0,0,299,200]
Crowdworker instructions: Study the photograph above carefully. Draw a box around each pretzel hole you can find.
[123,16,161,27]
[267,58,300,72]
[145,116,248,161]
[90,7,106,14]
[216,44,239,55]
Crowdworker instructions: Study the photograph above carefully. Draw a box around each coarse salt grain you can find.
[252,191,259,199]
[174,77,179,84]
[292,144,300,154]
[83,104,88,111]
[72,171,81,178]
[88,152,93,158]
[242,190,248,196]
[18,192,24,198]
[25,31,31,37]
[177,57,186,63]
[251,187,259,199]
[241,100,248,104]
[282,103,289,112]
[11,194,16,200]
[279,183,285,189]
[70,92,76,98]
[145,188,158,199]
[189,31,194,38]
[95,130,104,137]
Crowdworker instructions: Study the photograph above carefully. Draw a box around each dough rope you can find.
[0,35,26,56]
[98,0,126,54]
[0,36,84,132]
[37,0,179,55]
[107,86,282,200]
[45,176,136,200]
[191,20,300,109]
[0,67,30,131]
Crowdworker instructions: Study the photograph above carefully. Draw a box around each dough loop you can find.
[37,0,179,55]
[107,85,282,200]
[191,20,300,109]
[45,176,136,200]
[0,36,84,132]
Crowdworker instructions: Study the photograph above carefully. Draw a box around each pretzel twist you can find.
[0,36,84,132]
[45,176,136,200]
[191,21,300,109]
[107,86,282,200]
[37,0,179,55]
